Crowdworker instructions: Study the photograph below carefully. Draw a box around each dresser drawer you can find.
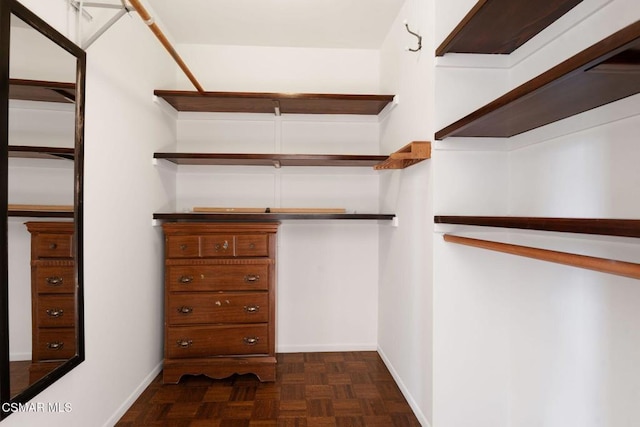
[167,324,269,358]
[167,264,269,292]
[33,234,73,258]
[201,234,235,257]
[235,235,269,257]
[34,265,75,294]
[166,233,271,258]
[34,328,76,361]
[36,295,75,328]
[168,292,269,325]
[166,235,200,258]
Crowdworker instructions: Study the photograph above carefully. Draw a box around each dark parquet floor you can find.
[116,351,421,426]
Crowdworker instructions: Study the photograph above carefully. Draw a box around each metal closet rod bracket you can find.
[69,0,133,49]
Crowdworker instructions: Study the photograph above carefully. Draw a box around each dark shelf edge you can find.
[9,145,75,161]
[436,0,489,56]
[435,216,640,238]
[8,210,74,218]
[154,153,388,167]
[153,90,395,102]
[154,213,396,222]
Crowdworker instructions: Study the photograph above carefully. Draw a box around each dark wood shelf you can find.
[435,20,640,139]
[8,210,74,218]
[154,152,388,167]
[154,212,395,222]
[9,78,75,103]
[435,216,640,238]
[9,145,74,161]
[436,0,583,56]
[154,90,395,115]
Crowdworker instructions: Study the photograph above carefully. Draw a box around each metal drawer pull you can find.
[214,240,229,251]
[49,243,58,250]
[178,275,194,284]
[47,341,64,350]
[46,276,63,286]
[177,306,193,314]
[176,339,193,348]
[244,274,260,283]
[243,336,259,345]
[46,308,64,318]
[179,244,187,250]
[249,243,256,249]
[244,305,260,313]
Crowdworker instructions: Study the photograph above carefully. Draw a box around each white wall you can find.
[2,2,176,427]
[172,44,381,93]
[377,0,433,425]
[433,0,640,426]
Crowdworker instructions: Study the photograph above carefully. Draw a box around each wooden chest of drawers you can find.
[162,222,279,383]
[25,222,76,380]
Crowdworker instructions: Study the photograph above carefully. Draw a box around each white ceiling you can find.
[146,0,406,49]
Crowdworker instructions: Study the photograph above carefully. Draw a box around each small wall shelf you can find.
[9,78,75,103]
[435,216,640,239]
[153,90,395,115]
[374,141,431,170]
[153,212,395,222]
[436,0,583,56]
[435,21,640,139]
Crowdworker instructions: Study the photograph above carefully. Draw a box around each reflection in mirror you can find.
[7,14,76,399]
[1,0,85,417]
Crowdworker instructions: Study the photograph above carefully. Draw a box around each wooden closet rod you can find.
[128,0,205,93]
[443,234,640,280]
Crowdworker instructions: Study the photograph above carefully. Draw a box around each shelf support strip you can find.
[443,234,640,280]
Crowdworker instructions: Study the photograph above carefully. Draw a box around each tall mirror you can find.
[0,0,84,418]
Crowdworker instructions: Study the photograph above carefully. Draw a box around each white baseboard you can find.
[276,343,377,353]
[102,361,163,427]
[377,346,431,427]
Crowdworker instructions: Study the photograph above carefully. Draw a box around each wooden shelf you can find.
[374,141,431,170]
[9,78,75,103]
[435,21,640,139]
[435,216,640,238]
[153,90,395,115]
[436,0,583,56]
[9,145,74,161]
[154,152,388,167]
[154,212,395,222]
[8,204,74,218]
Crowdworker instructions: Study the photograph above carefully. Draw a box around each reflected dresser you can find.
[162,222,279,383]
[25,221,76,382]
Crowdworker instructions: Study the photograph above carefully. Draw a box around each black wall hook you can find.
[404,20,422,52]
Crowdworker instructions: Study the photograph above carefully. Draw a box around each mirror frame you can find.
[0,0,84,418]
